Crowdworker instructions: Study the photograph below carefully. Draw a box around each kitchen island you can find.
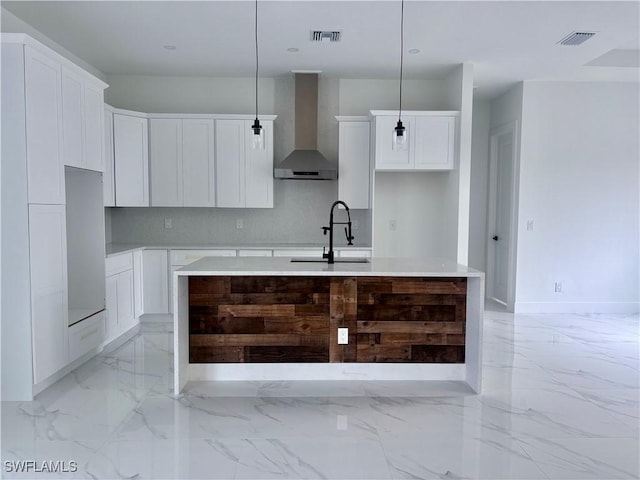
[174,257,484,394]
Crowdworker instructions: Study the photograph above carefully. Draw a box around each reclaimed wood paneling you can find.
[355,277,466,364]
[189,276,331,363]
[188,275,466,365]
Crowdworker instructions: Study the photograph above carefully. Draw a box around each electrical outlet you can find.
[389,219,397,231]
[164,218,172,229]
[338,328,348,345]
[527,220,534,231]
[236,219,243,229]
[353,220,359,231]
[554,282,562,293]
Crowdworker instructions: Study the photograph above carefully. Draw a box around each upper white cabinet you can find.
[149,117,215,207]
[371,111,458,171]
[113,111,149,206]
[60,66,104,172]
[103,106,115,206]
[216,118,274,208]
[24,45,65,204]
[336,117,371,209]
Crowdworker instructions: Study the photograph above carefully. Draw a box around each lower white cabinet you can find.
[29,204,69,384]
[68,311,105,363]
[105,253,137,344]
[142,249,169,314]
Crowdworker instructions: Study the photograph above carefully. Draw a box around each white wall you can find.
[338,79,449,115]
[469,99,491,272]
[515,81,639,313]
[1,7,107,82]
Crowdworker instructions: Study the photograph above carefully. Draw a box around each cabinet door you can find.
[84,82,104,172]
[61,67,84,169]
[215,120,245,208]
[245,120,273,208]
[103,109,115,206]
[116,269,135,333]
[29,205,68,384]
[133,250,144,319]
[114,114,149,206]
[24,46,64,204]
[414,116,455,170]
[183,119,215,207]
[338,121,370,209]
[142,250,169,314]
[374,115,413,171]
[150,118,182,206]
[105,274,118,341]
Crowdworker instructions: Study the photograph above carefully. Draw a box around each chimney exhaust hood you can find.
[274,73,337,180]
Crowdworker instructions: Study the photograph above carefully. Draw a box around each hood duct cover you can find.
[274,73,337,180]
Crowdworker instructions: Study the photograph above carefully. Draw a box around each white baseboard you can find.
[189,363,466,382]
[514,301,639,314]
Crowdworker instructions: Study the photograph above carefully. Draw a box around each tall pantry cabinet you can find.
[1,34,108,401]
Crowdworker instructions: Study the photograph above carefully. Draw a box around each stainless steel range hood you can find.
[274,73,337,180]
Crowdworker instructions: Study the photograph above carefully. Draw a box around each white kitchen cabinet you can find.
[244,119,273,208]
[68,311,105,363]
[142,249,169,314]
[183,119,216,207]
[372,111,457,171]
[104,253,136,344]
[83,82,105,172]
[149,118,215,207]
[216,118,274,208]
[114,112,149,206]
[29,204,68,384]
[133,250,144,319]
[61,67,84,169]
[337,118,371,209]
[103,106,115,206]
[24,45,65,204]
[60,66,105,172]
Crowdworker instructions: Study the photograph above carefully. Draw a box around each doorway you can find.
[487,121,518,310]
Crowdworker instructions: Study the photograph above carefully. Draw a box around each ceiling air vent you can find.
[311,30,342,43]
[558,31,596,46]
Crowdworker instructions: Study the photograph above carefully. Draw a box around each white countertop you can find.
[176,256,483,277]
[106,243,371,257]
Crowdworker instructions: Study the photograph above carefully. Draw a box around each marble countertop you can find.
[106,243,372,257]
[176,256,483,277]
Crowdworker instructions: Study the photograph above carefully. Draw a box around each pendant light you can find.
[251,0,263,149]
[393,0,407,150]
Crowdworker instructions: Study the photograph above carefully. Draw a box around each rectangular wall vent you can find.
[558,31,596,46]
[311,31,342,43]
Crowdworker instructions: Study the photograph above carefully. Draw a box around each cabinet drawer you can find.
[170,249,236,266]
[106,252,133,276]
[68,310,105,362]
[273,249,324,257]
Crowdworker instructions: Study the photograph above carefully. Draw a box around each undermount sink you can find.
[290,257,370,264]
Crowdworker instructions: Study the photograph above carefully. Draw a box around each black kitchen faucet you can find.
[322,200,354,264]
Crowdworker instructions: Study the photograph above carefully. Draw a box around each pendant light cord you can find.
[255,0,259,120]
[398,0,404,123]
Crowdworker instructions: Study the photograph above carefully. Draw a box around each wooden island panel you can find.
[189,276,466,364]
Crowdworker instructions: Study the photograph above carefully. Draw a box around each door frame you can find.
[486,120,519,311]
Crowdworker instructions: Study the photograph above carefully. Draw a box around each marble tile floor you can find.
[1,309,638,480]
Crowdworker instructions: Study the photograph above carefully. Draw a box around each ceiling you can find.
[2,0,639,99]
